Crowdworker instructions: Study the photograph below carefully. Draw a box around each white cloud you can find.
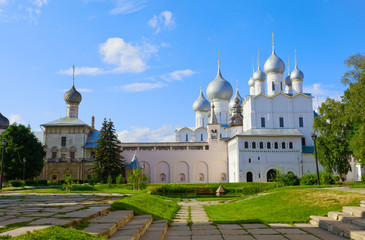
[161,69,196,82]
[9,114,26,125]
[148,11,176,33]
[109,0,146,15]
[304,83,341,111]
[32,0,48,8]
[118,125,176,142]
[59,66,104,76]
[0,0,7,5]
[111,82,166,92]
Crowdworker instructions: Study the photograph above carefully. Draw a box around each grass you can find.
[204,187,365,224]
[0,226,106,240]
[111,193,180,222]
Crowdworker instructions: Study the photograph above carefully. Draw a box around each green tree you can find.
[93,119,125,183]
[0,123,45,180]
[128,168,148,193]
[313,98,352,175]
[342,53,365,164]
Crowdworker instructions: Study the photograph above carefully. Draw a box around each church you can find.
[38,38,361,183]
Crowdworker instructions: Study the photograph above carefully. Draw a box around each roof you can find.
[42,117,91,128]
[237,129,303,137]
[83,130,100,149]
[126,154,142,169]
[302,146,315,154]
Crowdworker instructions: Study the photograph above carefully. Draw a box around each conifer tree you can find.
[94,118,125,182]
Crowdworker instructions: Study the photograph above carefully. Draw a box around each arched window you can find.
[179,173,185,182]
[245,141,249,149]
[252,142,256,149]
[260,142,264,149]
[274,142,278,149]
[201,134,203,141]
[258,156,260,160]
[160,173,166,182]
[280,82,283,91]
[246,172,253,182]
[220,173,226,181]
[267,142,271,149]
[272,81,275,91]
[248,158,251,163]
[302,137,306,146]
[185,134,188,142]
[198,173,204,182]
[267,169,276,182]
[282,142,286,149]
[289,142,293,149]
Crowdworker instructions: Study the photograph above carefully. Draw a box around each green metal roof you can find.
[237,129,303,137]
[42,117,90,127]
[302,146,315,154]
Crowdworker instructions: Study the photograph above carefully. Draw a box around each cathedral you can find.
[36,39,361,183]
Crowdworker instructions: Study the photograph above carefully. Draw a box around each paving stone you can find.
[0,225,48,237]
[165,230,191,236]
[269,223,293,228]
[286,235,320,240]
[253,235,288,240]
[23,212,56,217]
[192,235,223,240]
[247,228,278,234]
[192,229,221,235]
[220,229,248,235]
[28,218,79,226]
[222,235,255,240]
[276,228,307,234]
[0,217,35,227]
[217,224,243,230]
[294,223,346,240]
[242,223,268,229]
[165,236,191,240]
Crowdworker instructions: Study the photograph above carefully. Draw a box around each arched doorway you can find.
[246,172,253,182]
[267,169,276,182]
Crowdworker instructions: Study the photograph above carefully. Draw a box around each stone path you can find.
[165,222,346,240]
[173,199,213,223]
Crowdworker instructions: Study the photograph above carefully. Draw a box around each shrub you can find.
[24,179,48,186]
[116,174,124,185]
[71,184,94,191]
[107,174,113,188]
[320,171,334,185]
[361,175,365,183]
[9,180,24,187]
[300,173,317,185]
[282,172,300,186]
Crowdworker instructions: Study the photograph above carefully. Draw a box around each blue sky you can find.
[0,0,364,142]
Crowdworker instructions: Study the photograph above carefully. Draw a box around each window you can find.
[260,142,263,149]
[201,134,203,141]
[198,173,204,182]
[61,137,66,146]
[61,154,66,161]
[52,152,57,159]
[267,142,271,149]
[282,142,286,149]
[185,134,188,142]
[70,152,75,159]
[244,141,249,149]
[221,173,226,181]
[248,158,251,163]
[299,117,304,127]
[252,142,256,149]
[280,82,283,91]
[274,142,278,149]
[289,142,293,149]
[302,137,306,146]
[279,117,284,128]
[258,156,260,160]
[91,151,95,159]
[272,81,275,91]
[179,173,185,182]
[261,117,265,128]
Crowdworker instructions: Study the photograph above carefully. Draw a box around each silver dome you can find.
[284,74,292,86]
[64,83,82,104]
[206,63,233,101]
[290,67,304,81]
[253,67,266,82]
[229,87,243,111]
[264,52,285,74]
[193,88,210,112]
[248,77,254,87]
[0,113,9,130]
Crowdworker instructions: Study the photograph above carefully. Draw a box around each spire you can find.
[236,80,239,90]
[288,56,291,74]
[295,49,298,69]
[210,104,218,124]
[257,50,260,70]
[72,65,75,86]
[217,50,220,71]
[272,32,275,54]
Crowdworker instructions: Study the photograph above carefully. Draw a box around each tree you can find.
[127,167,148,193]
[0,123,45,180]
[93,119,125,183]
[342,54,365,164]
[313,98,352,175]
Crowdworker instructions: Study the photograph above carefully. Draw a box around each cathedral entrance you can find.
[267,169,276,182]
[246,172,253,182]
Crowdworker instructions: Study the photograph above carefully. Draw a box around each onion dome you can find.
[290,50,304,81]
[193,87,210,112]
[228,97,243,127]
[248,77,254,87]
[285,57,292,86]
[253,51,267,82]
[0,113,9,130]
[206,61,233,101]
[264,33,285,74]
[64,66,82,104]
[229,86,243,111]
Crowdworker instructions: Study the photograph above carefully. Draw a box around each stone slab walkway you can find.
[165,222,346,240]
[173,199,212,223]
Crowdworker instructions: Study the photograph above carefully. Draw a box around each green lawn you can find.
[0,226,106,240]
[111,194,180,222]
[204,188,365,224]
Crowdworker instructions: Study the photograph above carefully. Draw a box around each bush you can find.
[300,173,318,185]
[320,171,334,185]
[282,172,300,186]
[25,179,48,186]
[107,174,113,188]
[9,180,24,187]
[361,175,365,183]
[116,174,124,185]
[71,184,94,191]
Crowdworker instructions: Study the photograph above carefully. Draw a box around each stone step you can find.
[83,210,134,238]
[139,220,168,240]
[109,215,153,240]
[310,215,365,238]
[343,206,365,218]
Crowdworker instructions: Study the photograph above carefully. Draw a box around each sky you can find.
[0,0,364,142]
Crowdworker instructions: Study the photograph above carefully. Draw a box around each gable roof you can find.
[237,128,303,137]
